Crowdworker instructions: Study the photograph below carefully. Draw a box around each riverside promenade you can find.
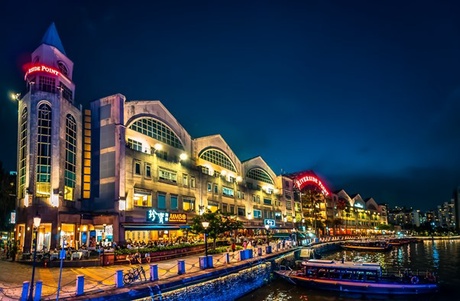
[0,244,297,301]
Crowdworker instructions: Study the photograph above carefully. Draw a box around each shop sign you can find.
[264,219,276,227]
[146,210,187,224]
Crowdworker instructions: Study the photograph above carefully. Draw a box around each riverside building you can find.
[12,23,387,253]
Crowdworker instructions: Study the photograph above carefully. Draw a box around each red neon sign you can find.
[295,173,329,196]
[24,64,60,79]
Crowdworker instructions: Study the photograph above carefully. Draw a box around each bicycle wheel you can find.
[123,272,133,284]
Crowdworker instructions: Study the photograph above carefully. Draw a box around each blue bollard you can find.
[21,281,29,301]
[34,280,42,301]
[150,264,159,281]
[258,247,262,256]
[115,270,124,288]
[178,260,185,274]
[76,275,84,296]
[199,256,207,269]
[266,245,272,254]
[239,250,246,260]
[206,255,214,268]
[246,249,252,259]
[226,252,230,263]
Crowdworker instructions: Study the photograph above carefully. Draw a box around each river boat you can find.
[341,240,392,251]
[275,259,439,295]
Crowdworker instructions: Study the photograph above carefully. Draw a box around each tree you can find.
[190,210,243,251]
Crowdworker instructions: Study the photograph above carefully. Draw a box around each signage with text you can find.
[264,219,276,227]
[24,64,60,79]
[146,210,187,224]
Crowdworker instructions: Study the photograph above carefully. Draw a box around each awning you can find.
[272,233,292,238]
[121,223,182,231]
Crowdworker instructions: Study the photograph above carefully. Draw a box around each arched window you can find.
[199,148,237,172]
[246,167,274,184]
[18,107,28,198]
[129,117,184,149]
[65,114,77,201]
[36,103,52,197]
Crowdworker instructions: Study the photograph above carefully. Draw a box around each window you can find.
[222,186,234,197]
[208,201,219,213]
[157,194,166,209]
[134,190,152,207]
[145,164,151,178]
[286,200,292,210]
[182,174,188,186]
[237,207,245,217]
[256,195,260,203]
[18,108,28,198]
[201,166,210,175]
[190,177,196,188]
[254,209,262,219]
[64,115,77,201]
[230,205,235,214]
[128,117,184,149]
[170,195,178,210]
[183,199,195,211]
[36,103,52,197]
[263,199,272,205]
[252,195,256,202]
[213,184,218,194]
[159,168,177,183]
[246,167,274,184]
[134,161,141,175]
[127,138,143,152]
[207,182,212,192]
[39,76,56,93]
[222,203,228,213]
[199,148,236,172]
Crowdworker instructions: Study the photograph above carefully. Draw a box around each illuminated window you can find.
[159,168,177,183]
[64,114,77,201]
[246,168,274,184]
[128,117,184,149]
[254,210,262,219]
[127,138,143,152]
[199,148,236,172]
[134,189,152,207]
[36,103,51,197]
[222,186,234,197]
[18,108,28,199]
[207,182,212,192]
[183,199,195,211]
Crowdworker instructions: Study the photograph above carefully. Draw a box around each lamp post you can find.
[202,221,209,257]
[265,224,270,246]
[28,212,41,301]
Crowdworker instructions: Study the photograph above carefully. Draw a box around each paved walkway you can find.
[0,245,296,301]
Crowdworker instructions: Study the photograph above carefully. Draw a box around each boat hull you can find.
[275,270,439,295]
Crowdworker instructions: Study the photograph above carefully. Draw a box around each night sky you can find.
[1,1,460,211]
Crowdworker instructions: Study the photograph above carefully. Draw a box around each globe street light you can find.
[265,224,270,246]
[202,221,209,258]
[28,212,41,301]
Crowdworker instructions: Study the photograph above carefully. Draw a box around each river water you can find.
[237,239,460,301]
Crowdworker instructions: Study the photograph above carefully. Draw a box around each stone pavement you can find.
[0,245,297,301]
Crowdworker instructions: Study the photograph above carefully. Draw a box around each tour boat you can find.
[340,240,392,252]
[275,259,439,295]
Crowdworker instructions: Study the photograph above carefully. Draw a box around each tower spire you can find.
[40,22,66,55]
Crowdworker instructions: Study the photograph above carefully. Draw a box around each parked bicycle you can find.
[123,265,146,284]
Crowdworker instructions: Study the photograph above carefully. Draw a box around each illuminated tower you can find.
[15,23,83,252]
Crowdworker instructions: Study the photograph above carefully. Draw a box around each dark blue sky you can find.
[1,0,460,211]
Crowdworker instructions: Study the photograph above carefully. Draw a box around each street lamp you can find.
[202,221,209,257]
[265,224,270,245]
[28,212,41,301]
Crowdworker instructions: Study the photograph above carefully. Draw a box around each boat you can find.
[340,240,392,251]
[275,259,439,295]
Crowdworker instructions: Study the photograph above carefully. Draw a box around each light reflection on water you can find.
[237,239,460,301]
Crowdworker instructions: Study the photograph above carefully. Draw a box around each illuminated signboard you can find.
[264,219,276,227]
[354,203,364,208]
[294,173,329,196]
[146,210,187,224]
[24,64,60,79]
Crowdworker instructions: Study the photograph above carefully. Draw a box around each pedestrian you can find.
[243,240,247,249]
[231,242,236,252]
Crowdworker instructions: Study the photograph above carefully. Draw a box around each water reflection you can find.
[237,239,460,301]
